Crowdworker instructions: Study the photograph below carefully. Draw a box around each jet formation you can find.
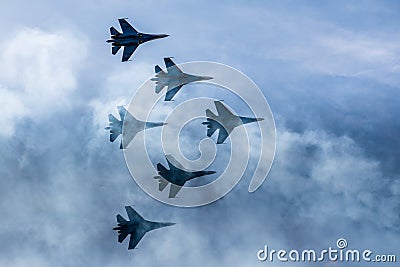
[202,100,264,144]
[151,57,213,101]
[105,106,165,149]
[113,206,175,250]
[154,155,216,198]
[107,18,168,62]
[107,18,265,251]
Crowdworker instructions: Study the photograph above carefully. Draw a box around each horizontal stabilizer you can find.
[206,109,217,119]
[202,118,219,137]
[110,132,119,142]
[155,65,165,74]
[154,176,169,191]
[110,27,120,36]
[155,84,165,93]
[118,232,128,243]
[106,113,122,143]
[108,113,119,124]
[206,124,218,137]
[112,45,121,55]
[116,214,127,225]
[207,128,216,137]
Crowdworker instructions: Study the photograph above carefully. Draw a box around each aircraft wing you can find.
[165,85,183,101]
[125,206,144,222]
[165,155,184,172]
[128,229,146,249]
[119,107,138,149]
[164,58,183,75]
[121,45,138,62]
[118,19,139,35]
[214,101,234,118]
[120,125,138,149]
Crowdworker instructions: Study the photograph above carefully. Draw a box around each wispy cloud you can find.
[0,28,88,136]
[0,1,399,266]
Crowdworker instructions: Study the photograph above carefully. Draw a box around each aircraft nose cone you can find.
[201,76,213,81]
[157,34,169,38]
[240,116,263,124]
[164,222,176,227]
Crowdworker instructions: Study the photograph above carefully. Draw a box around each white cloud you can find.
[0,85,27,136]
[273,129,399,230]
[0,27,88,137]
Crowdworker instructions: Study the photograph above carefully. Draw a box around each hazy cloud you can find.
[0,28,88,136]
[0,1,399,266]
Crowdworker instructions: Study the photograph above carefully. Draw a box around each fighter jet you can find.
[105,106,165,149]
[202,100,264,144]
[150,57,213,101]
[154,155,216,198]
[107,18,168,62]
[113,206,175,250]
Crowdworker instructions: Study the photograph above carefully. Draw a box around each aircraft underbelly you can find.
[113,39,139,46]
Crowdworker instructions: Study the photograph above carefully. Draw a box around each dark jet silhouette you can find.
[105,106,165,149]
[154,155,216,198]
[113,206,175,250]
[150,57,213,101]
[202,100,264,144]
[107,18,168,62]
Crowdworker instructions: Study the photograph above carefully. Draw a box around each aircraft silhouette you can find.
[113,206,175,250]
[154,155,216,198]
[203,100,264,144]
[107,18,168,62]
[105,106,165,149]
[151,57,212,101]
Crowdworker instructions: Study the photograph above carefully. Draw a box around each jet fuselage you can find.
[154,72,212,87]
[158,167,216,186]
[107,33,168,47]
[114,220,174,235]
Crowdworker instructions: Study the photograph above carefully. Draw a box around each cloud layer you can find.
[0,1,399,266]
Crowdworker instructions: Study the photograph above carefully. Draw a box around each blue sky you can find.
[0,0,399,266]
